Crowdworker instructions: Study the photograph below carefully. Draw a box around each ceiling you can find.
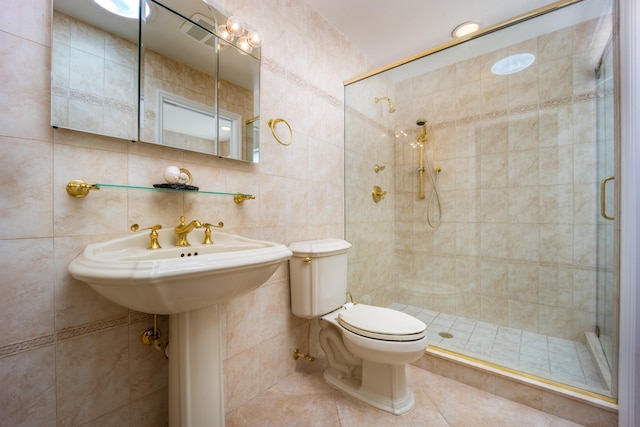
[305,0,558,67]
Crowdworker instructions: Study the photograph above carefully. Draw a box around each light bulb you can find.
[226,16,245,37]
[217,25,234,42]
[247,31,262,48]
[237,36,252,54]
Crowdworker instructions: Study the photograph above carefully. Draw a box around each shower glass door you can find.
[595,36,618,396]
[344,0,618,399]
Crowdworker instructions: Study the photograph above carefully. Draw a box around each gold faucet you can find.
[174,216,201,246]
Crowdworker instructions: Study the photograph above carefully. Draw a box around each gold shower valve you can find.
[372,185,387,203]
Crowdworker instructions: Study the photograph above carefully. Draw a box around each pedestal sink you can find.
[68,229,292,427]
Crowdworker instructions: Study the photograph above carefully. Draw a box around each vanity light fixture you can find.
[451,21,481,38]
[491,53,536,75]
[92,0,152,20]
[222,16,262,53]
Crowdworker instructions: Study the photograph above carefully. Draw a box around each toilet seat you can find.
[337,304,426,342]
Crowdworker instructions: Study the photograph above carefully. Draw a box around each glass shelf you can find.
[66,180,255,203]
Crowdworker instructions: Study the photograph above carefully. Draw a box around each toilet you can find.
[289,238,428,415]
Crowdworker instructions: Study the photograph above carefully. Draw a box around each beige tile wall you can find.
[0,0,371,425]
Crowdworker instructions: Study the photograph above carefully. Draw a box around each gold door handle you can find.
[600,176,614,220]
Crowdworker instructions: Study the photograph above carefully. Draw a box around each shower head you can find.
[375,97,396,113]
[416,118,428,143]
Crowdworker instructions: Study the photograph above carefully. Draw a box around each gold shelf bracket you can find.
[234,193,256,204]
[66,179,99,198]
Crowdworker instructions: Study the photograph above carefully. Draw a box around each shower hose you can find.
[425,146,442,229]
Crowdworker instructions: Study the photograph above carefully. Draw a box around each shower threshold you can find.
[388,303,611,397]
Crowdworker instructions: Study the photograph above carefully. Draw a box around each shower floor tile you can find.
[390,303,609,395]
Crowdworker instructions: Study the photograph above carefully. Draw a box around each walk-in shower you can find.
[345,0,618,402]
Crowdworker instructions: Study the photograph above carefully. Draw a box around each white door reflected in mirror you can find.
[156,90,241,157]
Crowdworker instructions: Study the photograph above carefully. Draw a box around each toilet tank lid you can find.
[289,238,352,256]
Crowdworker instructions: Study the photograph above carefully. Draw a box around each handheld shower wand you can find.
[416,119,428,199]
[416,119,442,228]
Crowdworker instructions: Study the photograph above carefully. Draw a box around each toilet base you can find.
[323,360,415,415]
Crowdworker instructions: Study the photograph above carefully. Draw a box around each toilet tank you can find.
[289,239,352,319]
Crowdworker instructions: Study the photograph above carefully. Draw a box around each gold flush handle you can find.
[303,257,312,264]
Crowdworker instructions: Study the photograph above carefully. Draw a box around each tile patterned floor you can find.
[388,303,608,395]
[226,362,585,426]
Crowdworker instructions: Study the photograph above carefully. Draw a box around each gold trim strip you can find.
[344,0,583,86]
[427,345,619,405]
[245,116,259,125]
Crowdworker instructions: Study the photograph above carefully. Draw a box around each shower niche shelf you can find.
[65,180,256,204]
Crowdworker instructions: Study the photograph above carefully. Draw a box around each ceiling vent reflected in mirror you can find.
[179,13,218,49]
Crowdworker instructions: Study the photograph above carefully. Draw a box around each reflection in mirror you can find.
[140,2,219,152]
[140,0,260,162]
[51,0,139,141]
[218,40,260,162]
[51,0,261,162]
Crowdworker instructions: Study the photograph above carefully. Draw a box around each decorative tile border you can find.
[429,89,613,132]
[262,57,342,108]
[345,88,613,138]
[55,316,128,341]
[0,334,55,358]
[0,311,155,359]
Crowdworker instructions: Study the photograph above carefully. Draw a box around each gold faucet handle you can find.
[130,224,163,249]
[201,221,224,245]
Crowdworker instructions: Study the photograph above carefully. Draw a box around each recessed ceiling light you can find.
[491,53,536,75]
[92,0,152,19]
[451,21,481,38]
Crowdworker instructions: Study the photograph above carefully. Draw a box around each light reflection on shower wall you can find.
[389,16,612,342]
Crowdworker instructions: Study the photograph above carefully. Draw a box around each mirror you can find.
[51,0,139,141]
[51,0,261,163]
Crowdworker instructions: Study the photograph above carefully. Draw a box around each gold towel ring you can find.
[268,118,293,146]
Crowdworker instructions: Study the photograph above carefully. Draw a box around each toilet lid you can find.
[338,304,426,342]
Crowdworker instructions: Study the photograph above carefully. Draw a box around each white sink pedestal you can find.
[168,304,225,427]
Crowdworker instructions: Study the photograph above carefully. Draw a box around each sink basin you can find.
[68,229,292,314]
